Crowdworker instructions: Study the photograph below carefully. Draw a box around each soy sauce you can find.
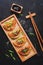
[12,5,21,11]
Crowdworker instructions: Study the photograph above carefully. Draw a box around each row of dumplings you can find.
[2,17,32,56]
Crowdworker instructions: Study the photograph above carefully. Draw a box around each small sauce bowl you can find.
[11,3,23,14]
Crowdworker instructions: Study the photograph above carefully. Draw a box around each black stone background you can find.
[0,0,43,65]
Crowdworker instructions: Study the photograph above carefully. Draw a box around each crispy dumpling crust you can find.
[19,46,31,56]
[8,29,20,39]
[13,37,26,47]
[3,19,16,31]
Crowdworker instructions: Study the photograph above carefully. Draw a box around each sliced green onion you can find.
[29,32,35,36]
[21,32,24,35]
[10,53,16,60]
[5,54,9,57]
[8,50,14,53]
[19,14,23,16]
[12,56,16,60]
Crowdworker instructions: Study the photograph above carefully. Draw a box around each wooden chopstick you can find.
[29,12,43,51]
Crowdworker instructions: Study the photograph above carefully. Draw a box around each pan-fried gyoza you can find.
[19,46,31,56]
[3,18,16,31]
[8,29,20,39]
[13,37,26,47]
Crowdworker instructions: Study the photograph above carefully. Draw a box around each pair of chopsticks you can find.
[26,12,43,51]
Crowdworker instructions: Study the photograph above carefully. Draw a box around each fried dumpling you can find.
[19,46,31,56]
[13,37,26,47]
[8,29,20,39]
[3,18,16,31]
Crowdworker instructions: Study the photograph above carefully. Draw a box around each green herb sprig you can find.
[28,32,35,36]
[5,50,16,61]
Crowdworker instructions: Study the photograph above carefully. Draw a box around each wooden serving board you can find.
[0,14,37,62]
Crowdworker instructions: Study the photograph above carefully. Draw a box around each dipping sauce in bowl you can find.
[11,3,23,14]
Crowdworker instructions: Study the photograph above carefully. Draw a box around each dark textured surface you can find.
[0,0,43,65]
